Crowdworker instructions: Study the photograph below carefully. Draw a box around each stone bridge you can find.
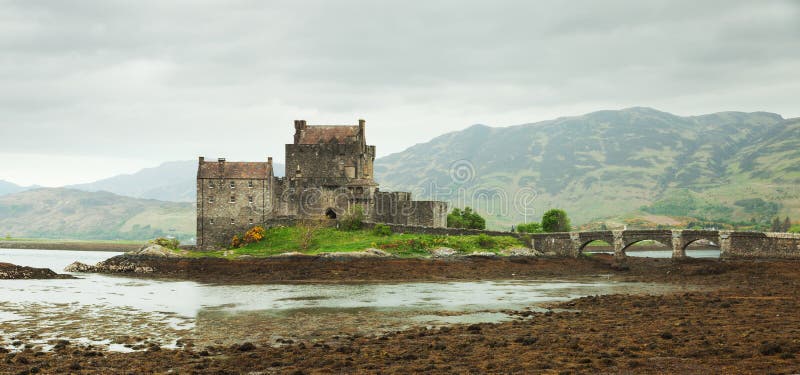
[364,223,800,260]
[530,230,800,260]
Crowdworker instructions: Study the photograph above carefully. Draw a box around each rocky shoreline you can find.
[1,257,800,373]
[63,253,622,283]
[0,262,72,280]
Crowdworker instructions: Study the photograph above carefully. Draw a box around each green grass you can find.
[189,227,525,259]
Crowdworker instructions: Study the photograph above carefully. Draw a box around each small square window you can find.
[248,180,254,188]
[208,181,214,189]
[209,196,215,203]
[230,218,235,225]
[248,218,253,224]
[248,196,254,203]
[230,181,235,189]
[209,218,215,225]
[230,195,236,203]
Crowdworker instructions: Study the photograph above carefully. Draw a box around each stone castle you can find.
[196,119,448,249]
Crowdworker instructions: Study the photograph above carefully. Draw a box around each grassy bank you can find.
[190,227,525,258]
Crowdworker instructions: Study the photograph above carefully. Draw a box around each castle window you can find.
[208,181,214,189]
[230,195,236,203]
[209,196,215,203]
[248,196,254,204]
[248,180,254,188]
[248,218,253,225]
[230,181,235,189]
[230,218,235,225]
[209,218,214,225]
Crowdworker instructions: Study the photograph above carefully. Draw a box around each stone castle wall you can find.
[371,192,447,227]
[196,176,272,249]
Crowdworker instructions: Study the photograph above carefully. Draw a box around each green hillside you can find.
[0,188,195,241]
[374,107,799,230]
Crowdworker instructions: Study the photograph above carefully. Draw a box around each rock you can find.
[467,251,497,257]
[130,244,181,258]
[363,248,391,257]
[64,262,96,273]
[0,262,70,279]
[502,247,543,257]
[320,248,392,258]
[430,247,458,258]
[237,342,256,351]
[273,252,307,257]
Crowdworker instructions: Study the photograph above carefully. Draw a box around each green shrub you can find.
[790,224,800,234]
[447,207,486,229]
[372,224,392,236]
[476,234,496,249]
[152,237,180,250]
[339,205,365,231]
[516,222,544,233]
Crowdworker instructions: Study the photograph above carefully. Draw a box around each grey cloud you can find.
[0,0,799,185]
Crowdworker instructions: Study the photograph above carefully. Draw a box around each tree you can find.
[516,222,544,233]
[770,216,782,232]
[447,207,485,229]
[783,217,792,232]
[541,209,571,232]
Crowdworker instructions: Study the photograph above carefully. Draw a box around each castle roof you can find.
[197,160,271,179]
[296,125,360,144]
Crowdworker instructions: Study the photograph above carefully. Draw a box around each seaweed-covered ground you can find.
[0,262,70,280]
[2,256,800,373]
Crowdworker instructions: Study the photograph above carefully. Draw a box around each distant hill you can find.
[68,160,285,202]
[374,107,799,229]
[0,180,37,197]
[0,188,194,241]
[6,107,796,238]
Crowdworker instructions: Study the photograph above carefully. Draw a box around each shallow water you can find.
[0,248,682,350]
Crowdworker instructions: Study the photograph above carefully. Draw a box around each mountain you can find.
[69,160,285,202]
[374,107,799,229]
[0,188,195,241]
[0,180,36,197]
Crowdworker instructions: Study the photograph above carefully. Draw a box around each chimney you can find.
[358,119,366,145]
[217,158,226,163]
[199,156,204,163]
[267,156,273,165]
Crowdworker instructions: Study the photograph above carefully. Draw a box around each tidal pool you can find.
[1,248,682,350]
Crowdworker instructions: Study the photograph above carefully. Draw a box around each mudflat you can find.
[2,255,800,374]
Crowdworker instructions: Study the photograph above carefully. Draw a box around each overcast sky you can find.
[1,0,799,186]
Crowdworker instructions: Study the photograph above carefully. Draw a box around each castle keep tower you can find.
[279,119,377,219]
[196,119,447,250]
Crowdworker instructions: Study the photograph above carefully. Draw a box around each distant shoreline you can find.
[0,240,141,252]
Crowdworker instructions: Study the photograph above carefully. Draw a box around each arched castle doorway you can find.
[325,208,337,219]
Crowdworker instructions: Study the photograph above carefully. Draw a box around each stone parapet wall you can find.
[363,222,526,240]
[723,231,800,259]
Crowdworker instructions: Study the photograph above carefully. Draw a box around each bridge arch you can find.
[579,239,614,255]
[619,230,674,258]
[682,238,720,250]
